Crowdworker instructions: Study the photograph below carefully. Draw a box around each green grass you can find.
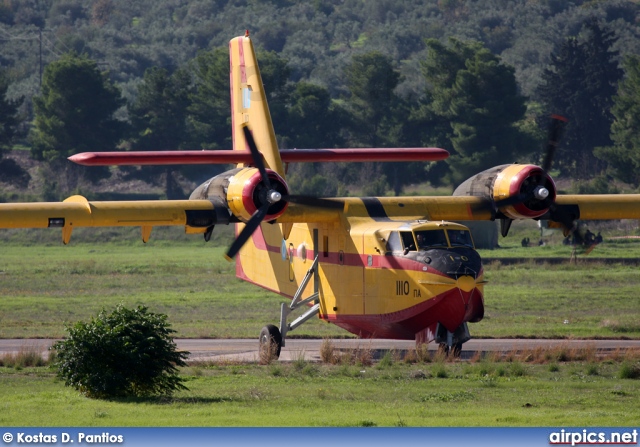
[473,262,640,338]
[0,241,344,339]
[2,229,640,427]
[1,359,640,426]
[1,235,640,339]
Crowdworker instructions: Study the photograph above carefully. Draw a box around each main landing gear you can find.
[435,322,470,358]
[258,255,320,361]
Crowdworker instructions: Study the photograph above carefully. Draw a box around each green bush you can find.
[53,305,189,399]
[618,362,640,379]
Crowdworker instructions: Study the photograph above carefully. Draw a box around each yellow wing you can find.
[0,195,222,244]
[278,194,640,225]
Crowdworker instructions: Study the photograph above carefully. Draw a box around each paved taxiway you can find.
[1,338,639,362]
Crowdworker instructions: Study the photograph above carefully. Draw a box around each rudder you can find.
[228,32,285,178]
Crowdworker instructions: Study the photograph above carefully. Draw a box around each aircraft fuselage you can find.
[236,211,485,345]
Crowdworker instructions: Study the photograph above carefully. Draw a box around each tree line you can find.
[1,15,639,199]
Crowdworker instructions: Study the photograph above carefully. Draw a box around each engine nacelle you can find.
[454,164,556,220]
[190,167,289,223]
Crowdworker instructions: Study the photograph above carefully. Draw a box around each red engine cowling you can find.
[189,167,289,223]
[454,164,556,220]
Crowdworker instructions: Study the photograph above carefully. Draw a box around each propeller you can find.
[224,126,344,260]
[491,114,567,211]
[470,115,575,238]
[538,115,582,241]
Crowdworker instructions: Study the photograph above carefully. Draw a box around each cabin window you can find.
[400,231,417,251]
[323,236,329,257]
[386,232,402,252]
[414,230,448,249]
[242,87,252,109]
[447,229,474,248]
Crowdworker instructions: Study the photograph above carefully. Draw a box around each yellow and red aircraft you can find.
[3,32,640,357]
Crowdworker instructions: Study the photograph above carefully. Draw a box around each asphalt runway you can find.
[2,338,639,362]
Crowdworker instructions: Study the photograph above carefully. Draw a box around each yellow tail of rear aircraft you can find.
[3,32,640,358]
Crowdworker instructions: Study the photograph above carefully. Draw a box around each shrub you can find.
[618,362,640,379]
[320,338,337,364]
[53,304,189,399]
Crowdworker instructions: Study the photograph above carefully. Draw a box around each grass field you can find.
[2,225,640,427]
[1,349,640,426]
[1,233,640,339]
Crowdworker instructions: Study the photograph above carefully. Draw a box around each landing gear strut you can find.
[436,322,470,358]
[258,253,320,361]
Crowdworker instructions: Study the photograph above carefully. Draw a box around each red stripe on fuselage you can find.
[326,286,484,340]
[247,229,452,277]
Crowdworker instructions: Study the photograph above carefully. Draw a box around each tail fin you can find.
[229,32,285,178]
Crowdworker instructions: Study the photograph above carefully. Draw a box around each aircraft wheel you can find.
[437,342,463,358]
[259,324,282,362]
[450,342,463,358]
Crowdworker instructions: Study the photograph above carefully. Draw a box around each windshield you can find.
[414,230,448,249]
[447,229,474,248]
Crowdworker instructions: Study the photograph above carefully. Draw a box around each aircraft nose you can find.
[457,275,476,292]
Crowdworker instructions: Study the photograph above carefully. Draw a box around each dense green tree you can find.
[0,71,21,157]
[0,71,29,188]
[420,38,536,186]
[255,49,292,139]
[187,47,231,150]
[130,67,192,152]
[30,52,124,162]
[344,51,400,148]
[284,82,344,149]
[594,56,640,187]
[344,52,411,194]
[283,82,348,197]
[535,20,622,178]
[29,52,125,191]
[129,66,193,199]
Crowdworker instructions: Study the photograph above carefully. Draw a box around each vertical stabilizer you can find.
[229,32,285,177]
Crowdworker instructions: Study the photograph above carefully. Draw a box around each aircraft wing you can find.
[278,194,640,224]
[278,196,494,223]
[0,195,225,244]
[553,195,640,220]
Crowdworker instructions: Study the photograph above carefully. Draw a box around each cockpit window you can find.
[400,231,417,251]
[386,231,403,252]
[414,230,448,249]
[447,229,474,248]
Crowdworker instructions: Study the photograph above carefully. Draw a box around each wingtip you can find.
[68,152,92,166]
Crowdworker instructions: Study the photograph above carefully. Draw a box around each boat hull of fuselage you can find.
[326,286,484,340]
[235,222,485,343]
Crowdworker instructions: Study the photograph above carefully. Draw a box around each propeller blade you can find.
[541,114,568,174]
[225,203,269,261]
[242,125,272,190]
[489,115,568,213]
[283,194,345,210]
[549,203,579,238]
[492,193,527,210]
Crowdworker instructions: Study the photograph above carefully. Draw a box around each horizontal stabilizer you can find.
[69,148,449,166]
